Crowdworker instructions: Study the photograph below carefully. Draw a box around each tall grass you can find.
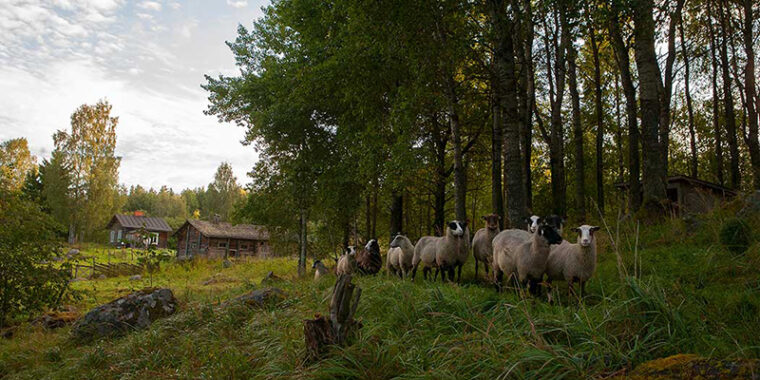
[1,216,760,379]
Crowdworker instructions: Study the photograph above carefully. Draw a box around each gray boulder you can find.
[129,275,142,281]
[221,288,285,308]
[72,288,177,341]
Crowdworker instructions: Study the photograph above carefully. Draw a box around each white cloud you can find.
[137,1,162,11]
[226,0,248,8]
[0,0,268,190]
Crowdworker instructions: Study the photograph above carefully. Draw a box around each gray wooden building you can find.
[174,219,270,259]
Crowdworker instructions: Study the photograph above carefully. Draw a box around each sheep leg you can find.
[456,264,462,282]
[474,259,479,279]
[528,279,540,296]
[580,280,586,299]
[448,267,455,282]
[423,267,431,281]
[494,270,503,292]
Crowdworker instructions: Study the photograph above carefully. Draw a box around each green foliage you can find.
[0,190,72,327]
[0,137,37,192]
[134,227,172,287]
[719,218,752,255]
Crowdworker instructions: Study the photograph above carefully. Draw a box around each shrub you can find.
[0,190,73,327]
[719,218,752,255]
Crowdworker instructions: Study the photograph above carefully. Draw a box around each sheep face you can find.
[570,225,600,247]
[538,224,563,245]
[389,234,404,248]
[365,239,379,253]
[312,260,322,269]
[482,214,500,231]
[544,214,565,234]
[524,215,541,233]
[346,246,356,256]
[447,221,467,237]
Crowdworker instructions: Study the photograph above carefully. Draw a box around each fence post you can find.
[92,257,96,278]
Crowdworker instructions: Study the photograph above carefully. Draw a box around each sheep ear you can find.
[591,226,601,232]
[570,227,580,232]
[481,215,487,221]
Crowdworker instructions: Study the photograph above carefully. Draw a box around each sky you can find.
[0,0,268,191]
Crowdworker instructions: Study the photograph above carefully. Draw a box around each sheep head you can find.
[524,215,541,233]
[447,220,467,237]
[570,225,600,247]
[482,214,500,230]
[537,224,563,245]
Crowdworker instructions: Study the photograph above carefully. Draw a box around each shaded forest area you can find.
[204,0,760,269]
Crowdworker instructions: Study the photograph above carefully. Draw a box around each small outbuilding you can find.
[615,175,738,214]
[174,219,270,259]
[106,212,172,248]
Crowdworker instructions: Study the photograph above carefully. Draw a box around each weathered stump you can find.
[304,274,362,360]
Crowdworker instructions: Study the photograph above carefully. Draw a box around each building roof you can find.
[175,219,269,240]
[614,175,738,196]
[106,214,172,232]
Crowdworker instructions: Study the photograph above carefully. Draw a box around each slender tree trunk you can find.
[432,116,448,235]
[678,14,698,178]
[609,14,642,211]
[447,77,467,222]
[549,5,570,216]
[364,193,371,240]
[568,43,585,219]
[659,0,685,172]
[742,0,760,189]
[298,208,307,277]
[491,96,504,228]
[718,0,740,189]
[490,0,526,226]
[389,191,403,241]
[371,184,378,238]
[589,22,604,213]
[707,0,725,186]
[615,76,624,184]
[632,0,668,209]
[516,0,534,212]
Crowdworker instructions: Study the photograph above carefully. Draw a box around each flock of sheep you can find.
[312,215,601,301]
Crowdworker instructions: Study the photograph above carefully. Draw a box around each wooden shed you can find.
[174,219,270,259]
[615,175,738,214]
[105,212,171,248]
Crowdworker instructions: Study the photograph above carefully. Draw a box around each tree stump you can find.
[304,274,362,361]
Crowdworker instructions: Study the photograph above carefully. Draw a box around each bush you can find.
[0,190,73,327]
[719,218,752,255]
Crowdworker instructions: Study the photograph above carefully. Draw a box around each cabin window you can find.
[240,243,248,250]
[110,230,116,243]
[117,230,123,241]
[191,242,197,249]
[218,241,228,248]
[150,233,159,245]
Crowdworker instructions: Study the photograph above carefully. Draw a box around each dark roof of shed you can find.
[614,175,738,196]
[174,219,269,240]
[106,214,172,232]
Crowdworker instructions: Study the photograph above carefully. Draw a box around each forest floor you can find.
[1,215,759,379]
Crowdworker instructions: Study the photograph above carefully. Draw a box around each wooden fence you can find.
[72,258,143,279]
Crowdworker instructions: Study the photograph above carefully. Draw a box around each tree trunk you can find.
[298,208,307,277]
[568,43,585,219]
[615,76,624,184]
[548,6,570,217]
[304,274,362,361]
[678,13,698,179]
[431,116,449,236]
[632,0,668,210]
[447,77,467,222]
[658,0,685,173]
[590,22,604,213]
[389,191,403,241]
[516,0,534,212]
[741,0,760,189]
[371,184,378,238]
[490,0,526,227]
[707,0,725,186]
[364,193,371,241]
[718,0,740,189]
[609,12,642,211]
[491,97,505,229]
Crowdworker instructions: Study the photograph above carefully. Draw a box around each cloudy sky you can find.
[0,0,267,191]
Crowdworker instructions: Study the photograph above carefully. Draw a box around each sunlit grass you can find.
[1,221,759,379]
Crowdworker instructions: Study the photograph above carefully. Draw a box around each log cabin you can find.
[106,212,171,248]
[614,175,738,215]
[174,219,270,259]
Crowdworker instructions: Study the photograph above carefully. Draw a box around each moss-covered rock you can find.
[627,354,759,379]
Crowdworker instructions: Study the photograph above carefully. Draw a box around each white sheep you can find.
[412,221,468,282]
[472,214,501,280]
[387,234,415,279]
[492,222,563,295]
[336,246,357,275]
[545,225,600,300]
[312,260,329,280]
[525,215,541,233]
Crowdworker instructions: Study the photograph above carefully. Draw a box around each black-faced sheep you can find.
[525,215,541,233]
[492,221,563,295]
[336,246,357,275]
[412,221,468,281]
[312,260,329,280]
[356,239,382,275]
[472,214,501,280]
[545,225,600,300]
[387,234,414,279]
